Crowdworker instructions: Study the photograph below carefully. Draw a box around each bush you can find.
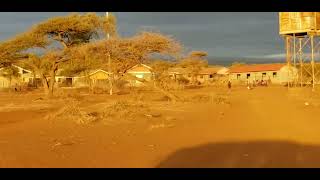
[102,100,150,122]
[46,99,98,124]
[114,79,129,89]
[55,88,84,100]
[177,76,189,85]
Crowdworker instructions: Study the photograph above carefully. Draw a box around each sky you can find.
[0,12,285,62]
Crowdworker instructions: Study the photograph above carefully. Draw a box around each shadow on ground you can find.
[156,140,320,168]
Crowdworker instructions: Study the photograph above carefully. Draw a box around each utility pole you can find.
[106,12,110,39]
[106,12,113,95]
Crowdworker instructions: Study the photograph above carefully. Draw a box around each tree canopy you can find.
[31,13,104,49]
[66,32,181,74]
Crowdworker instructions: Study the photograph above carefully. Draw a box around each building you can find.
[168,66,229,85]
[71,64,154,88]
[126,64,154,86]
[0,65,34,88]
[216,67,229,75]
[72,69,112,88]
[168,67,189,80]
[228,63,298,85]
[197,67,229,84]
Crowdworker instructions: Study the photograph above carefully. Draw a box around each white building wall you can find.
[0,77,9,88]
[278,66,299,84]
[229,65,299,85]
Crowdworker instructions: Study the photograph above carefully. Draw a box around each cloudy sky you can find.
[0,12,285,61]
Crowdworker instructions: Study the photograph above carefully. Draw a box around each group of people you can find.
[247,79,269,87]
[227,79,271,90]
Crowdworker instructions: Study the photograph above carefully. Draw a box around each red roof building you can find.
[228,64,285,73]
[228,63,298,85]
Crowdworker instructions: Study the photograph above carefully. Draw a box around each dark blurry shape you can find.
[156,140,320,168]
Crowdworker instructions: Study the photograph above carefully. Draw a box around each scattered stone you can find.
[144,113,161,118]
[33,97,44,101]
[88,112,99,117]
[165,116,176,121]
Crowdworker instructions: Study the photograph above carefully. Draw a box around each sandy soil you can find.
[1,86,320,168]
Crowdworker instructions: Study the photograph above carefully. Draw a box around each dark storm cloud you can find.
[0,12,284,59]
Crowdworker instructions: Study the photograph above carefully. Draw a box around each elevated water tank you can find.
[279,12,320,35]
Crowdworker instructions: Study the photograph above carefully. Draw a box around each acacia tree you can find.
[178,51,208,85]
[150,60,177,90]
[74,32,180,73]
[67,32,182,100]
[1,13,117,97]
[150,60,173,75]
[0,32,47,68]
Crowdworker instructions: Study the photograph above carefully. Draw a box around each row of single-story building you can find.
[0,63,301,89]
[167,66,229,84]
[227,63,299,85]
[0,64,156,89]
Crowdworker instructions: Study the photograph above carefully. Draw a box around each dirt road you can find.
[1,86,320,167]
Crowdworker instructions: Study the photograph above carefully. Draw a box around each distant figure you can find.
[14,83,18,92]
[227,81,231,89]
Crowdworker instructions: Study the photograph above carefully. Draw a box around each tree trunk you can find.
[109,74,113,95]
[9,77,12,93]
[48,68,57,97]
[49,78,55,97]
[41,74,50,95]
[33,72,37,88]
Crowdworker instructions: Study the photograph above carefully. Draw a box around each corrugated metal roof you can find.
[228,64,285,73]
[127,64,152,73]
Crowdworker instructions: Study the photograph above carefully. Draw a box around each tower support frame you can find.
[284,33,320,90]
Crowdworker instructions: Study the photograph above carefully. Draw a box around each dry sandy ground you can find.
[1,86,320,168]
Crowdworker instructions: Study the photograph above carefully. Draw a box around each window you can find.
[246,73,250,79]
[237,74,241,79]
[136,74,143,78]
[209,74,213,78]
[273,72,277,78]
[261,73,267,80]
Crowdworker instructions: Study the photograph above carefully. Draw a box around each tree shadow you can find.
[156,140,320,168]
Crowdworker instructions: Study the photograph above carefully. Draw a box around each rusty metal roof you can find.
[228,64,285,73]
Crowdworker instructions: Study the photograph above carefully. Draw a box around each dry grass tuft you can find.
[185,93,230,104]
[55,89,84,101]
[102,100,150,124]
[46,99,99,125]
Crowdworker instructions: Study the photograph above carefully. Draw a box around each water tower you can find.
[279,12,320,90]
